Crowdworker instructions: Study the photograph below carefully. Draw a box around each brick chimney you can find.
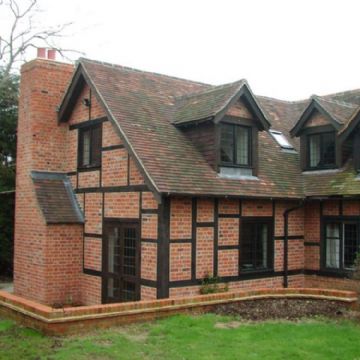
[14,55,83,305]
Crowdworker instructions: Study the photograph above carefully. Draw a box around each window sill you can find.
[318,268,352,278]
[219,174,259,181]
[302,168,340,175]
[218,166,258,180]
[240,268,273,274]
[77,165,101,173]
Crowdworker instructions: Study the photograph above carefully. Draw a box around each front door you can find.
[102,220,140,303]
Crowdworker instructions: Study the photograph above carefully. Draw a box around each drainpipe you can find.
[283,201,304,288]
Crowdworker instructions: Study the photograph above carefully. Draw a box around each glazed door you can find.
[102,221,140,303]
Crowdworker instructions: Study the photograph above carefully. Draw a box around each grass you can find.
[1,314,360,359]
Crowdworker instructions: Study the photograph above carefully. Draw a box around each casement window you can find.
[220,124,251,167]
[240,219,273,271]
[324,220,360,271]
[307,132,336,169]
[78,124,102,168]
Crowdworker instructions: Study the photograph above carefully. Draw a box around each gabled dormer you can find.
[173,80,270,178]
[290,96,358,171]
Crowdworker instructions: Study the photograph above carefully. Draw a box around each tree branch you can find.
[0,0,80,81]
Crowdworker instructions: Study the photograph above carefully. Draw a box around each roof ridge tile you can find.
[312,95,358,108]
[79,57,209,86]
[174,79,246,101]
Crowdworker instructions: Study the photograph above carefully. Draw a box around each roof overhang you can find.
[213,82,271,131]
[57,62,86,123]
[290,98,342,137]
[338,108,360,144]
[56,59,163,203]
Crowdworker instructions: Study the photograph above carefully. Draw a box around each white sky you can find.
[2,0,360,100]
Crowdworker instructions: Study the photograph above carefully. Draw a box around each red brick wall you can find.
[14,59,78,305]
[170,197,192,239]
[141,243,157,281]
[305,275,359,294]
[43,225,83,305]
[196,227,214,278]
[65,81,158,304]
[84,237,102,271]
[15,58,159,306]
[101,148,128,187]
[219,218,239,246]
[16,59,359,306]
[169,274,305,298]
[170,243,192,281]
[168,197,306,296]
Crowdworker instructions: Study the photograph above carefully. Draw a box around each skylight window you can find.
[269,130,294,150]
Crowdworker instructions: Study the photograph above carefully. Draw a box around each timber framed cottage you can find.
[14,50,360,306]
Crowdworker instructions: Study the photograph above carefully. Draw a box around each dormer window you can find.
[307,132,335,169]
[220,124,251,167]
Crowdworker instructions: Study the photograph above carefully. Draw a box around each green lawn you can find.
[1,314,360,359]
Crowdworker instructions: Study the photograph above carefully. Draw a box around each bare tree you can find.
[0,0,75,80]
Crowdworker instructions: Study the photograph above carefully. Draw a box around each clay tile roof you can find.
[31,171,84,224]
[173,80,246,124]
[312,95,358,125]
[65,58,360,199]
[303,161,360,197]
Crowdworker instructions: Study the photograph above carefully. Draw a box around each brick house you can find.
[14,51,360,306]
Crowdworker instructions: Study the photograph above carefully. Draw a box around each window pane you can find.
[326,223,340,268]
[241,222,254,270]
[220,124,234,163]
[91,126,102,166]
[309,134,321,168]
[236,126,249,165]
[344,223,359,269]
[123,227,137,276]
[82,130,91,166]
[107,277,120,299]
[122,281,136,302]
[322,133,335,166]
[257,224,268,268]
[270,130,294,149]
[108,227,120,273]
[241,221,270,271]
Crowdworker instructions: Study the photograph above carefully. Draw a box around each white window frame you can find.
[269,129,294,150]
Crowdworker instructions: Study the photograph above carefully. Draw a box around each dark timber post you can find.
[283,201,304,288]
[157,196,170,299]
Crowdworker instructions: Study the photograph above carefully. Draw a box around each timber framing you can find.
[58,62,162,202]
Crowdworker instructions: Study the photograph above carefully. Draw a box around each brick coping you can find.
[0,288,357,324]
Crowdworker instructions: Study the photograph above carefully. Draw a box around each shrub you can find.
[200,274,228,295]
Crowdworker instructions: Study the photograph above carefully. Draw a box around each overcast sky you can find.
[2,0,360,100]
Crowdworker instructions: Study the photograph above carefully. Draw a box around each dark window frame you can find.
[239,217,274,273]
[322,216,360,274]
[78,123,102,169]
[220,123,252,168]
[306,131,336,170]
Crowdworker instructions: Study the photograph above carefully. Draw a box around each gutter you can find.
[283,200,305,288]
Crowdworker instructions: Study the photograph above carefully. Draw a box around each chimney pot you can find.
[47,49,56,60]
[37,48,46,58]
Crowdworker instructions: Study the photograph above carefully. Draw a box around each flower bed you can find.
[0,288,357,335]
